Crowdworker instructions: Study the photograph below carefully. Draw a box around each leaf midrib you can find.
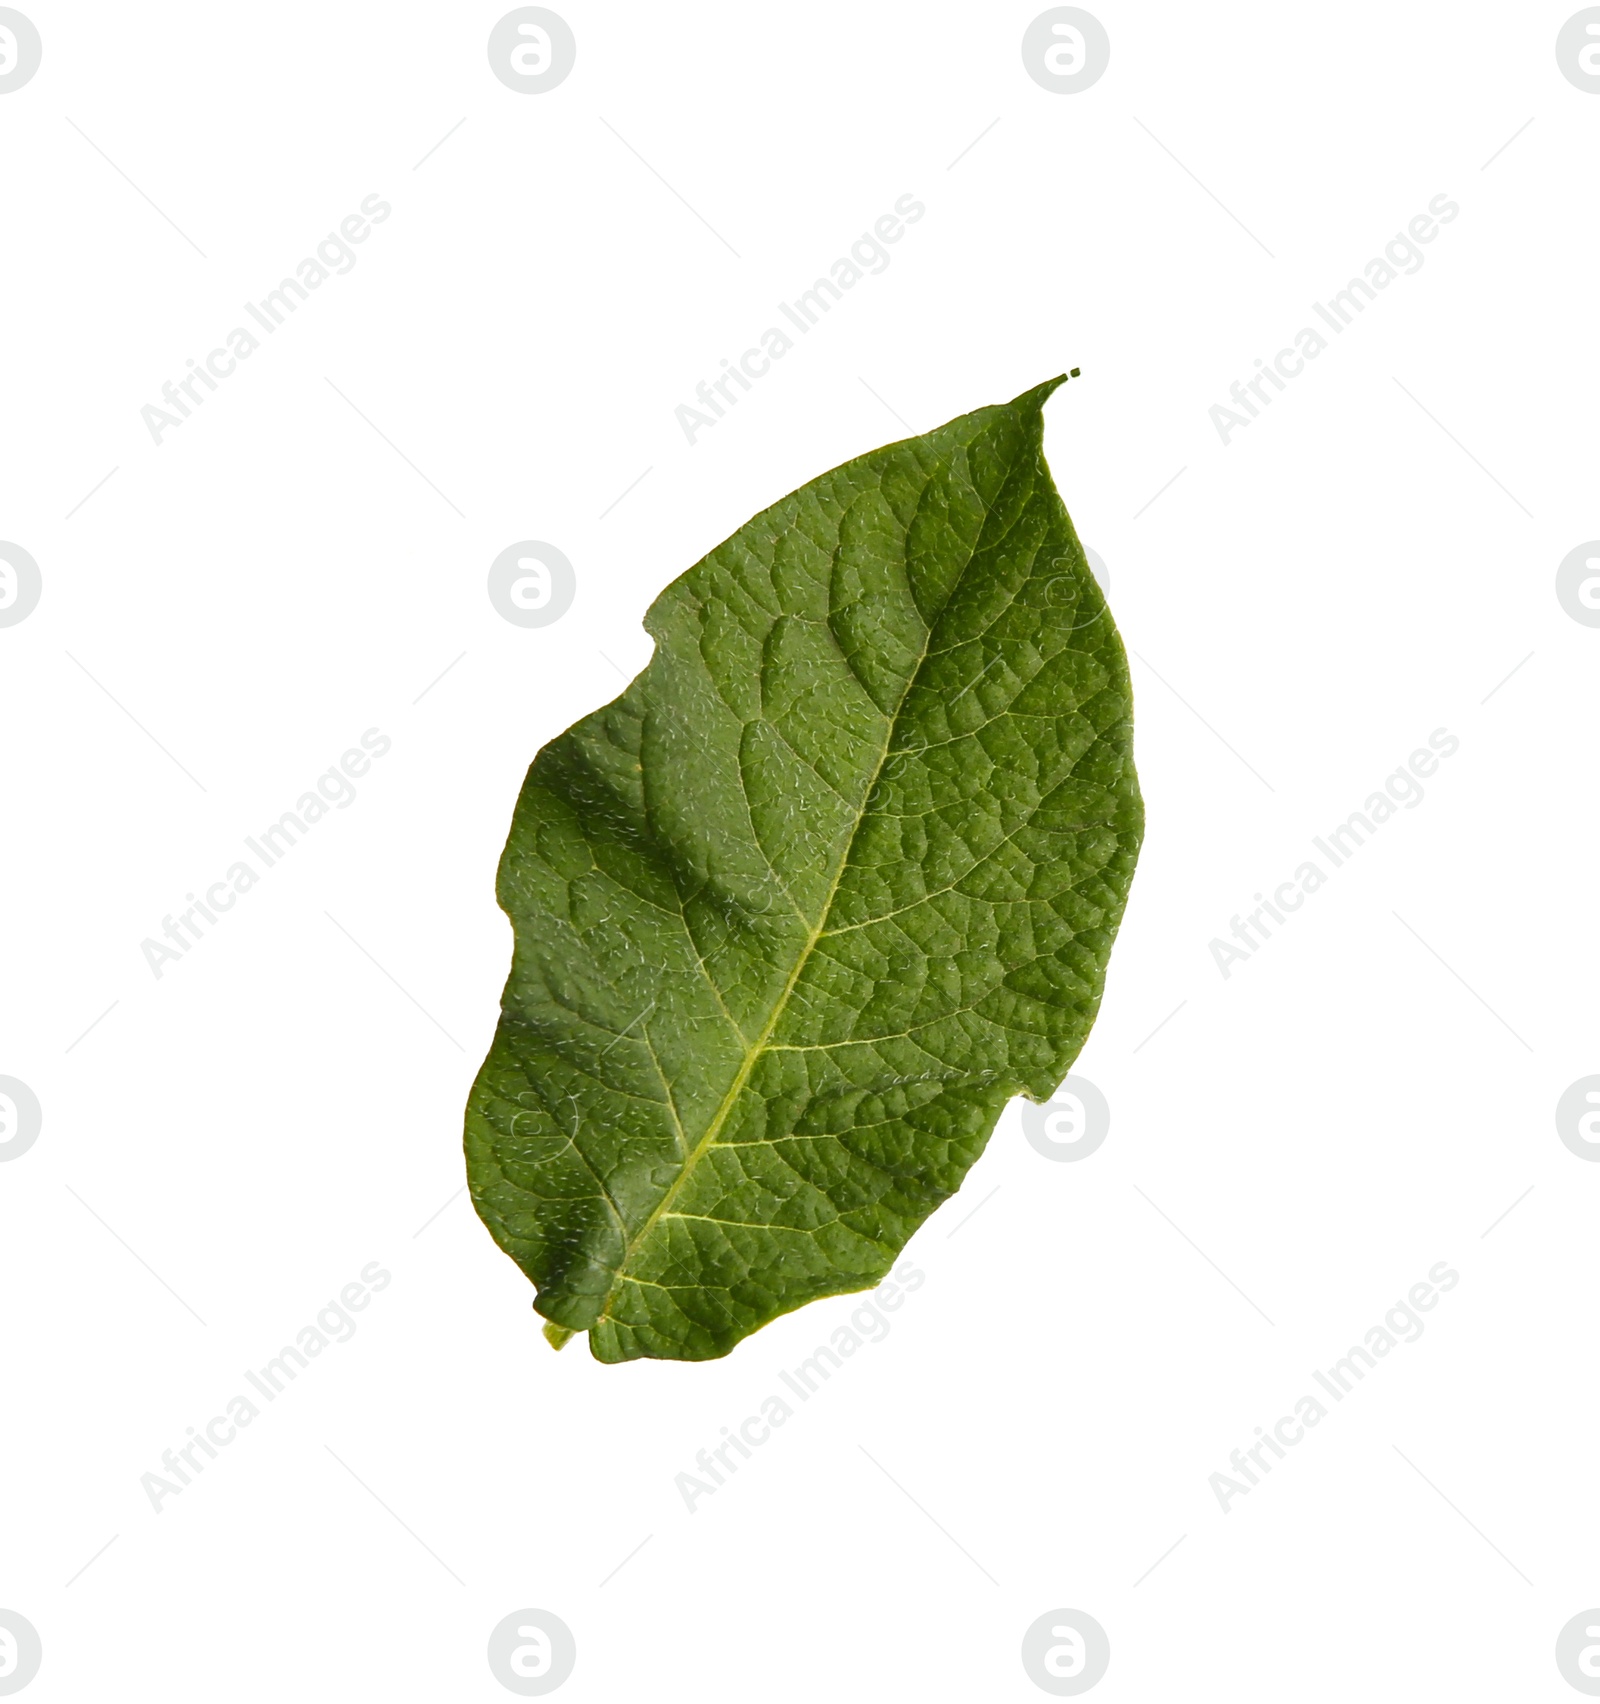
[588,441,1041,1340]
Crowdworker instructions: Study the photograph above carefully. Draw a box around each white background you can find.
[3,2,1598,1698]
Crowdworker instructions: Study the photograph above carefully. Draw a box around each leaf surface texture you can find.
[465,378,1143,1361]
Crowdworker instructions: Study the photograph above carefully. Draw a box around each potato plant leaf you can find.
[465,378,1143,1362]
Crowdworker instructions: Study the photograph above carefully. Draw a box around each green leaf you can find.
[465,377,1143,1362]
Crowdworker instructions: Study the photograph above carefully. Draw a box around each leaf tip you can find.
[542,1319,577,1351]
[1010,372,1078,416]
